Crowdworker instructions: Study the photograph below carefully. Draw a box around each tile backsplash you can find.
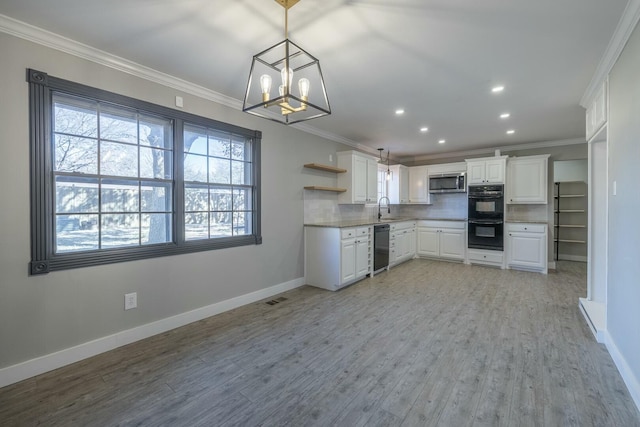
[303,191,468,223]
[505,204,549,222]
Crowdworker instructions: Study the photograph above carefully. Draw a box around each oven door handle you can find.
[468,195,502,199]
[468,220,503,225]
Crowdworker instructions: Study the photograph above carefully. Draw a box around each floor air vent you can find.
[266,297,288,305]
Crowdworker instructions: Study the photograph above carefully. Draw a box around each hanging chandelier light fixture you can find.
[378,148,392,181]
[242,0,331,125]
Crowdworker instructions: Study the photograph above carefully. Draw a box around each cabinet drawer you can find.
[356,227,369,236]
[341,228,356,239]
[418,220,465,230]
[390,221,416,231]
[507,223,545,233]
[468,250,503,264]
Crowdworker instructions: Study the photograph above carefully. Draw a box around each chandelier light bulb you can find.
[281,67,293,93]
[260,74,272,102]
[298,78,310,97]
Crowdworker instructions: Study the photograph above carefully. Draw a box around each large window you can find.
[28,69,261,275]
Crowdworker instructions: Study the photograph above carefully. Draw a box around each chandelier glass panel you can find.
[242,0,331,125]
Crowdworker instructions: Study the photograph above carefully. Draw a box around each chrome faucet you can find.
[378,196,391,221]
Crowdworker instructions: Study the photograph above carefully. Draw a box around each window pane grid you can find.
[52,94,173,253]
[183,125,254,242]
[29,70,261,274]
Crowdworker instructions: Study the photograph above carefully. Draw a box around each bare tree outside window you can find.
[28,68,261,274]
[53,94,173,253]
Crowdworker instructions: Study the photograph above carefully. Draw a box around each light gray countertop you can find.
[304,217,467,228]
[505,219,549,224]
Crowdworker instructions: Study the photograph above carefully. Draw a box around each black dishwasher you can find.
[374,224,390,273]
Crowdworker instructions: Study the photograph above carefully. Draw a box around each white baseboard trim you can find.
[578,298,606,343]
[604,330,640,414]
[0,277,305,388]
[557,255,588,262]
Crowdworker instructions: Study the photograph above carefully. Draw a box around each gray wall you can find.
[608,19,640,395]
[0,32,352,369]
[554,159,588,183]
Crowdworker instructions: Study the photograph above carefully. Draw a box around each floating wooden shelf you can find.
[304,163,347,173]
[304,186,347,193]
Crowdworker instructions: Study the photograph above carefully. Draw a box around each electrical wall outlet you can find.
[124,292,137,310]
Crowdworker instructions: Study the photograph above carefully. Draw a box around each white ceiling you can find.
[0,0,629,160]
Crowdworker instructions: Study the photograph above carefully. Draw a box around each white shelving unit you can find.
[554,181,587,261]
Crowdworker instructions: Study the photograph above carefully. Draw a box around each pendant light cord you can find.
[285,6,288,39]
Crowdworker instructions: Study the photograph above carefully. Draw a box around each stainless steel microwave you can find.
[428,172,466,193]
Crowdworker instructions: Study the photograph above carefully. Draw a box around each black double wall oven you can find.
[468,185,504,251]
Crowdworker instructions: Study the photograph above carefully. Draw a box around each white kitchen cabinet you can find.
[337,151,379,204]
[466,156,507,185]
[340,238,356,283]
[408,165,430,204]
[417,227,439,257]
[388,165,409,204]
[305,226,372,291]
[507,155,549,204]
[355,237,370,278]
[426,162,467,175]
[506,223,547,274]
[586,80,607,142]
[417,220,465,261]
[390,221,416,266]
[467,249,504,268]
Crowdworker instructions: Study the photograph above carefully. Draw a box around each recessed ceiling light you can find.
[492,86,505,93]
[500,113,511,119]
[438,139,446,144]
[506,130,515,135]
[420,127,429,132]
[395,109,405,115]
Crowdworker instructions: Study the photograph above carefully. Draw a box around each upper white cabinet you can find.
[388,165,409,204]
[337,151,379,204]
[586,81,607,142]
[427,161,467,175]
[507,155,549,204]
[408,166,430,204]
[466,156,507,185]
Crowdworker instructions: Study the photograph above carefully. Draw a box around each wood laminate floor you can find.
[1,260,639,426]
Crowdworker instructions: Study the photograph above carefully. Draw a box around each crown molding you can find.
[398,138,586,164]
[581,0,640,107]
[0,14,245,109]
[0,13,364,149]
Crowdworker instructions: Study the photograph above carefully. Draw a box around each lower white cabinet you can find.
[305,226,372,291]
[390,221,416,266]
[417,220,465,261]
[506,223,548,274]
[467,249,504,268]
